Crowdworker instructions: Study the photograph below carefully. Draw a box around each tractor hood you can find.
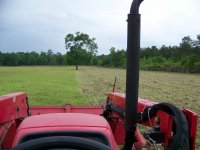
[12,113,117,149]
[16,113,109,128]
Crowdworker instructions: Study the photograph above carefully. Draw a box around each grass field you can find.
[0,66,199,148]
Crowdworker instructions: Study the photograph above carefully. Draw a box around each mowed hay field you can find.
[0,66,200,148]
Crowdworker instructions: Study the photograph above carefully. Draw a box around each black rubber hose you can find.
[138,103,189,150]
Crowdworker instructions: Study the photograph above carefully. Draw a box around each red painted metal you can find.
[106,92,146,149]
[0,92,28,123]
[30,105,103,116]
[1,121,17,148]
[106,92,198,150]
[183,108,198,150]
[0,93,28,149]
[12,113,119,150]
[0,92,198,150]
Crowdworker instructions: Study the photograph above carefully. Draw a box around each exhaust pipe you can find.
[123,0,144,150]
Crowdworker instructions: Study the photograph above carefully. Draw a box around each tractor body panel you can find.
[12,113,118,150]
[0,92,198,150]
[106,92,198,150]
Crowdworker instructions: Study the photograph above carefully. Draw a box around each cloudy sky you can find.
[0,0,199,55]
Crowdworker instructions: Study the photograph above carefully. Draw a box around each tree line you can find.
[140,35,200,73]
[96,35,200,73]
[0,33,200,73]
[0,49,93,66]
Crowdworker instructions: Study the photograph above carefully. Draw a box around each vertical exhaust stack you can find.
[123,0,144,150]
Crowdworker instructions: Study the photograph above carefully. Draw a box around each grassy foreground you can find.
[0,66,83,105]
[0,66,199,148]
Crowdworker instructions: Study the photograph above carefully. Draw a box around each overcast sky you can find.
[0,0,199,55]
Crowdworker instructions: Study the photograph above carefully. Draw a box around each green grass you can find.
[0,66,199,148]
[0,66,85,105]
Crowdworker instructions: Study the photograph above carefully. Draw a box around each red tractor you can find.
[0,0,198,150]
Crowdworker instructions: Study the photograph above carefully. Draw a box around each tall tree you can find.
[40,51,48,65]
[0,51,2,66]
[55,52,64,65]
[65,32,98,70]
[180,36,193,49]
[193,34,200,48]
[47,49,57,65]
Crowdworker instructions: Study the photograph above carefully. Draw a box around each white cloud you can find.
[0,0,199,54]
